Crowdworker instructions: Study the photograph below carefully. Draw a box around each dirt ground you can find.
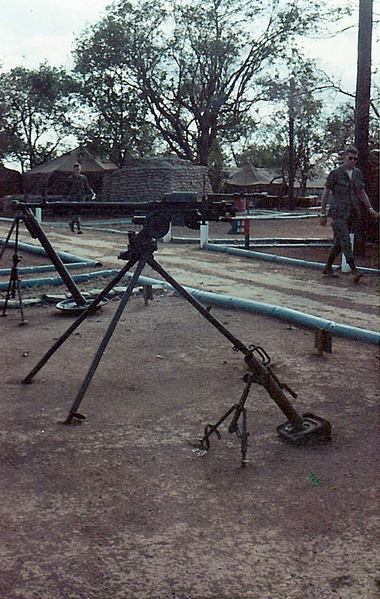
[0,214,379,599]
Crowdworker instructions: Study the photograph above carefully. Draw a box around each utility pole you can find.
[355,0,373,169]
[288,78,296,210]
[354,0,374,255]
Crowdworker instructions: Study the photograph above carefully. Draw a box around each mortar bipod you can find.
[194,372,254,467]
[193,344,331,465]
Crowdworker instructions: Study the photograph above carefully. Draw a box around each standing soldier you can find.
[64,163,95,234]
[320,146,378,282]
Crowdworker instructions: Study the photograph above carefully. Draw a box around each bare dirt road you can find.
[0,215,379,599]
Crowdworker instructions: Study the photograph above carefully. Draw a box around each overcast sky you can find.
[1,0,378,94]
[0,0,111,71]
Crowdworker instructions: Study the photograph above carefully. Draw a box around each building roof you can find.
[25,147,118,175]
[226,163,327,190]
[226,163,272,186]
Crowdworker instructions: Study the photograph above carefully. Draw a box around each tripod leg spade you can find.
[64,256,148,424]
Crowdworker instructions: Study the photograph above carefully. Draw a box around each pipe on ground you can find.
[206,243,379,275]
[122,273,380,345]
[0,238,100,265]
[0,262,98,276]
[0,269,119,291]
[1,248,377,344]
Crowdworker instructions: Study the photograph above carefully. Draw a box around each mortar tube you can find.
[122,273,380,345]
[205,243,379,276]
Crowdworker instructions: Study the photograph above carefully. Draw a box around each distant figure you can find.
[64,163,95,234]
[320,146,378,282]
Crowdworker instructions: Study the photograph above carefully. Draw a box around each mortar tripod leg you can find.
[22,256,139,384]
[64,256,148,424]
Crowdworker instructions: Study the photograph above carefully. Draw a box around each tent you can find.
[225,163,272,189]
[226,163,327,198]
[24,147,118,196]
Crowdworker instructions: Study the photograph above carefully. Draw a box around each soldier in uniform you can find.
[64,163,95,233]
[320,146,378,282]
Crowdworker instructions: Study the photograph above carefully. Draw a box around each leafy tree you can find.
[234,58,328,202]
[289,67,326,197]
[322,103,356,164]
[323,100,378,163]
[73,0,349,169]
[231,138,288,170]
[0,64,76,172]
[73,9,160,165]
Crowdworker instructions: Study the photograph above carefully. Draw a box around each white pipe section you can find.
[200,222,209,248]
[35,207,42,224]
[0,238,101,265]
[0,270,120,291]
[161,222,172,243]
[205,243,378,275]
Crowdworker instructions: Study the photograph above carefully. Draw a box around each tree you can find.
[0,64,76,172]
[73,8,160,166]
[235,58,327,203]
[73,0,349,170]
[322,103,356,163]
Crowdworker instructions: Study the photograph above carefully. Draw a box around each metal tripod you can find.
[0,216,27,324]
[22,217,331,465]
[0,205,92,317]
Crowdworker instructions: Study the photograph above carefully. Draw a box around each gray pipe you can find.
[122,273,380,345]
[2,261,377,343]
[0,238,99,264]
[206,243,379,275]
[172,238,332,247]
[0,269,119,291]
[0,262,96,276]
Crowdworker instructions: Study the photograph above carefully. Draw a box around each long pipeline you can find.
[0,269,119,291]
[7,268,376,344]
[122,273,380,345]
[0,238,100,265]
[0,262,97,277]
[205,243,379,275]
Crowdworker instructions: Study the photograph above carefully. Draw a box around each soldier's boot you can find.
[346,258,364,283]
[323,247,340,277]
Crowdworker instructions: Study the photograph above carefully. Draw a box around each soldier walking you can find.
[320,146,378,282]
[64,163,95,234]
